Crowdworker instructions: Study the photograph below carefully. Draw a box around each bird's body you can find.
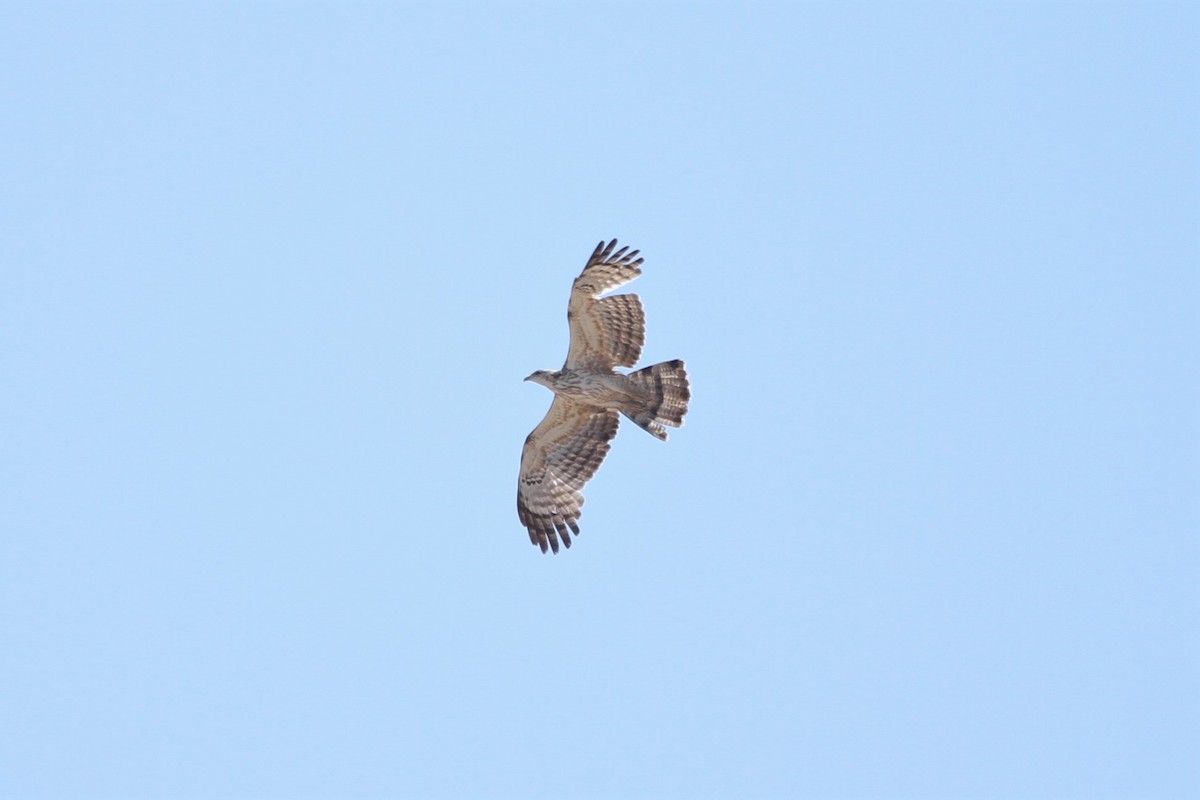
[526,368,648,408]
[518,240,690,554]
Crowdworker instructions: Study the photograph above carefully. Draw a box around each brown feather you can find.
[517,398,619,555]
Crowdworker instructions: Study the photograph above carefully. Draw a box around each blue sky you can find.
[2,2,1197,798]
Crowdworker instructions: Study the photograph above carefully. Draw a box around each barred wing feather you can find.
[517,398,620,554]
[565,240,647,370]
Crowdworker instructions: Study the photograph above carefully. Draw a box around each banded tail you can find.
[623,359,691,441]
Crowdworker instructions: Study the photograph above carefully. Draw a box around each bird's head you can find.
[524,369,555,389]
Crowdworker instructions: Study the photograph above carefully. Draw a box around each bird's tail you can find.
[622,359,691,441]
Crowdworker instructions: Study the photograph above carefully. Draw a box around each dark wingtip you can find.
[587,239,617,268]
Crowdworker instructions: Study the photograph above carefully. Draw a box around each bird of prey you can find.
[518,239,691,554]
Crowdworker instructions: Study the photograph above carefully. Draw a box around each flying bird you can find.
[518,239,691,554]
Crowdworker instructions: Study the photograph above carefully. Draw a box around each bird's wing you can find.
[564,239,646,371]
[517,397,620,554]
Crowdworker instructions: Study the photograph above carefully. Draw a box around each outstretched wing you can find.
[517,397,620,554]
[565,239,646,371]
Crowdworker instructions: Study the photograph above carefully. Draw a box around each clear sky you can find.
[2,2,1197,798]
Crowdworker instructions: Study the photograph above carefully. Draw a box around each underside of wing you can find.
[573,239,644,297]
[517,398,620,554]
[566,239,647,370]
